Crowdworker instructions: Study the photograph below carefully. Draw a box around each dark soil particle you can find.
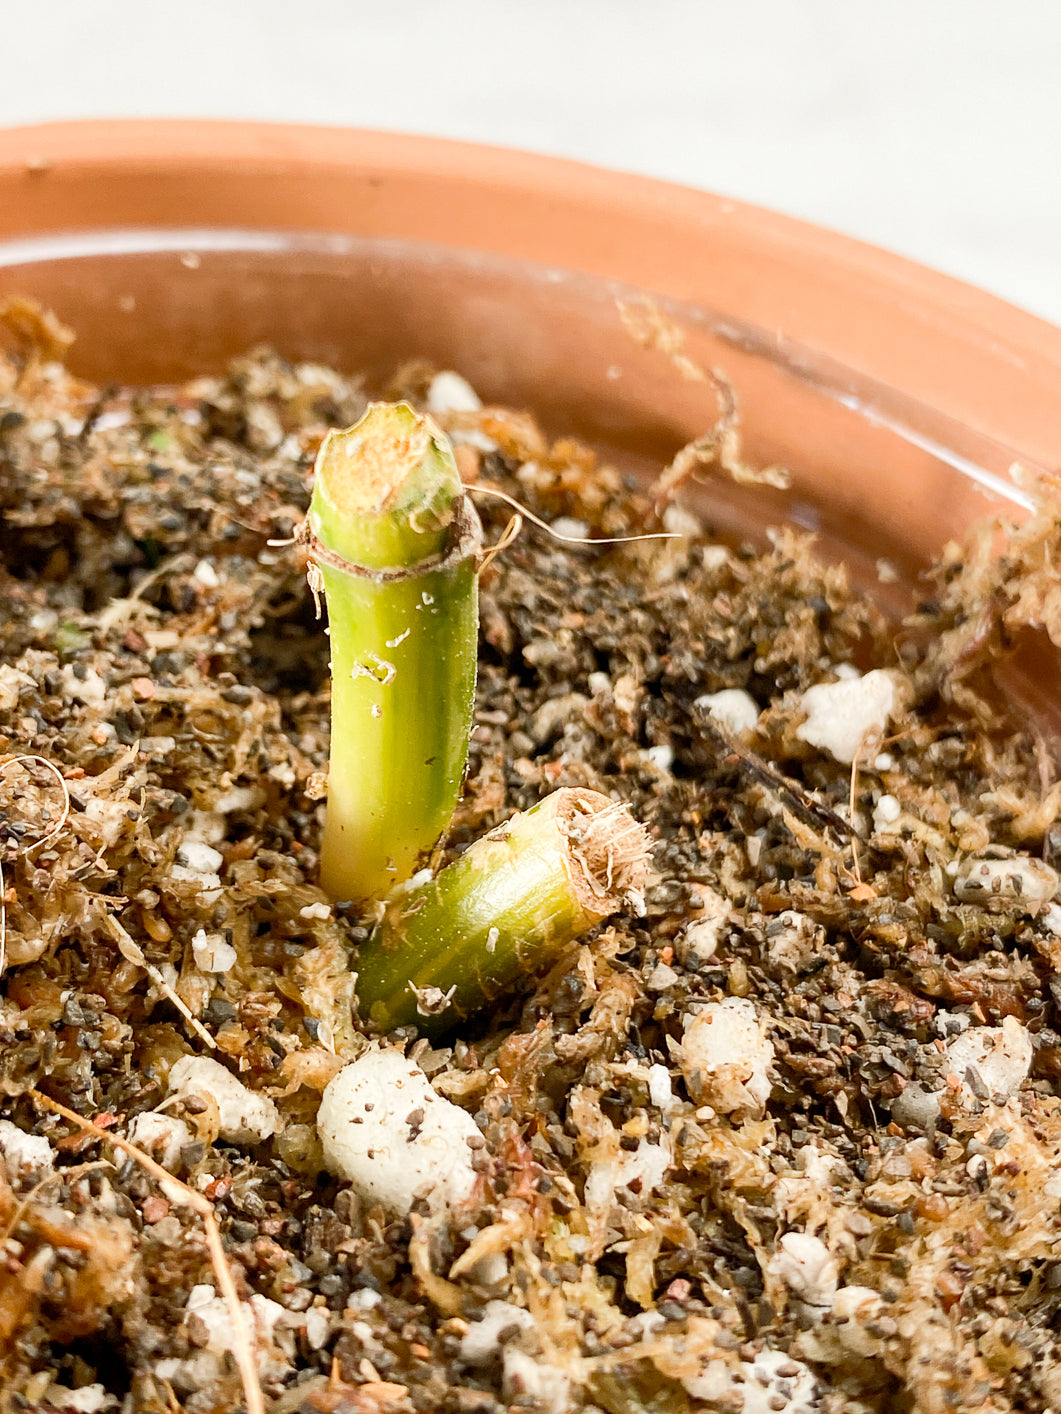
[4,311,1061,1412]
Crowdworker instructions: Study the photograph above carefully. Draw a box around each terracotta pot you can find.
[1,120,1059,718]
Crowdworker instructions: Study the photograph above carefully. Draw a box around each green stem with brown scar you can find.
[354,787,651,1035]
[309,402,480,902]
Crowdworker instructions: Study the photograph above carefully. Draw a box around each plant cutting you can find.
[305,401,481,903]
[304,400,651,1030]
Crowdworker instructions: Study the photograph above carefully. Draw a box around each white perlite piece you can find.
[502,1348,571,1414]
[696,687,760,737]
[0,1119,54,1181]
[675,885,730,967]
[426,370,482,415]
[175,839,224,874]
[680,998,774,1117]
[796,669,898,764]
[317,1050,480,1216]
[186,1282,285,1348]
[584,1138,671,1212]
[952,852,1058,914]
[126,1112,193,1172]
[683,1345,821,1412]
[872,793,902,832]
[768,1232,839,1308]
[647,1062,675,1110]
[41,1387,117,1414]
[191,928,238,973]
[460,1300,536,1365]
[168,1056,279,1145]
[945,1016,1033,1104]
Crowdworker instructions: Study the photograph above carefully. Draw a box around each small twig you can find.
[30,1091,264,1414]
[102,913,217,1051]
[696,711,855,841]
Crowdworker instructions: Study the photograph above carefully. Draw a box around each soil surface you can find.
[3,307,1061,1414]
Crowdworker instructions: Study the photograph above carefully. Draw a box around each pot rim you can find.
[0,118,1059,471]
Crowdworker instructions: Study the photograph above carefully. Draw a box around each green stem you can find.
[309,403,480,902]
[355,787,651,1035]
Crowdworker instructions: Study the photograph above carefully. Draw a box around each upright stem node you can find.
[309,402,480,903]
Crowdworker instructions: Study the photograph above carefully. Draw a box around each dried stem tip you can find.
[355,787,651,1036]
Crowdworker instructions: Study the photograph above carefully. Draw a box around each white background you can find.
[3,1,1059,326]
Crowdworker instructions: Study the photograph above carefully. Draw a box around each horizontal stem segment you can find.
[355,787,651,1035]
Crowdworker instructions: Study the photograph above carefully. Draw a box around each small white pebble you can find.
[317,1050,480,1216]
[0,1119,54,1181]
[646,961,679,991]
[42,1387,116,1414]
[193,558,220,588]
[696,688,759,737]
[299,902,332,922]
[126,1112,193,1172]
[59,664,107,705]
[304,1306,331,1351]
[176,840,224,874]
[191,928,238,973]
[502,1348,571,1414]
[426,370,482,415]
[768,1231,839,1307]
[831,1284,883,1322]
[796,669,898,764]
[184,1284,286,1364]
[168,1056,279,1144]
[946,1016,1033,1104]
[645,743,674,773]
[872,793,902,831]
[874,752,894,771]
[460,1300,535,1365]
[680,998,774,1117]
[701,544,730,572]
[647,1063,674,1110]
